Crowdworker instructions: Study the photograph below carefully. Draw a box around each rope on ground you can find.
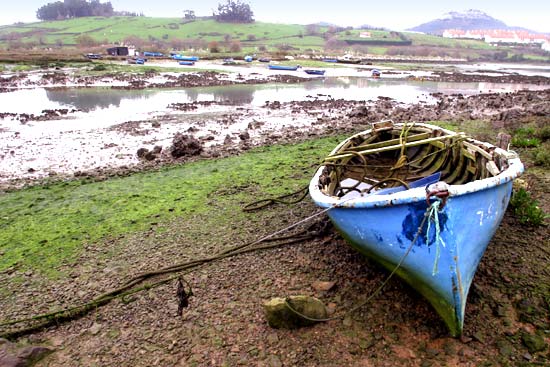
[0,211,330,340]
[243,185,309,212]
[283,199,438,323]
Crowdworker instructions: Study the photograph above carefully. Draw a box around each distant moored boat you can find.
[304,69,325,75]
[268,64,299,71]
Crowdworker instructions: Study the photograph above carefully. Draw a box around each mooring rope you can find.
[0,209,330,339]
[283,199,441,323]
[426,200,446,276]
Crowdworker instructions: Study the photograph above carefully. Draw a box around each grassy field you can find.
[0,136,342,277]
[0,17,546,62]
[0,17,325,49]
[405,32,494,50]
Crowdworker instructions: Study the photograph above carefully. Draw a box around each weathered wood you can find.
[324,134,464,162]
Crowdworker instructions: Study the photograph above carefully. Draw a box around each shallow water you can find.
[0,76,547,183]
[0,77,545,116]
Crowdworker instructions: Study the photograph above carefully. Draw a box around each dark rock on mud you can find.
[137,145,163,161]
[263,296,328,329]
[170,133,203,158]
[0,339,52,367]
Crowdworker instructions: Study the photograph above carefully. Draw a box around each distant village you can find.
[443,29,550,51]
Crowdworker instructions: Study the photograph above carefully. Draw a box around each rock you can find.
[348,106,369,118]
[522,332,547,354]
[238,131,250,140]
[265,354,283,367]
[136,148,148,158]
[89,322,102,335]
[311,280,336,292]
[170,133,203,158]
[0,338,52,367]
[144,151,157,161]
[263,295,327,329]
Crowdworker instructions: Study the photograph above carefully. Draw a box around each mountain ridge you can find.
[407,9,543,35]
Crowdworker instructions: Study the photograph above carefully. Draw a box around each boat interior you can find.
[318,121,511,199]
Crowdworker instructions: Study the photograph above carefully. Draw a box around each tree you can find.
[213,0,254,23]
[208,41,220,53]
[229,40,241,52]
[36,0,114,20]
[183,10,195,20]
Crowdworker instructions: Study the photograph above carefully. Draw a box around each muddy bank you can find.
[0,68,309,92]
[1,88,549,191]
[423,71,550,84]
[0,166,548,367]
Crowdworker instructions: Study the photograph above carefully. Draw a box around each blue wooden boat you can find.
[178,61,195,66]
[309,121,523,336]
[268,64,299,71]
[127,57,145,64]
[322,58,338,63]
[143,51,163,57]
[173,55,199,61]
[304,69,325,75]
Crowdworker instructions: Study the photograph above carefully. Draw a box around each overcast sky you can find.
[1,0,549,33]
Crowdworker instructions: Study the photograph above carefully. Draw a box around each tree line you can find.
[36,0,140,21]
[36,0,254,23]
[213,0,254,23]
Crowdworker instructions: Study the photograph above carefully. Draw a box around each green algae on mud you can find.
[0,136,343,277]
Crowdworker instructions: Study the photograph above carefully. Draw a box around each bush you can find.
[535,125,550,141]
[208,41,220,53]
[91,64,107,71]
[229,40,242,52]
[512,127,542,148]
[512,137,541,148]
[532,145,550,167]
[510,188,547,226]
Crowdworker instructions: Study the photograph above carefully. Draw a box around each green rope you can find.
[426,199,447,276]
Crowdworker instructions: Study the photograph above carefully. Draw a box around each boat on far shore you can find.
[179,61,195,66]
[173,55,199,62]
[304,69,326,75]
[268,64,300,71]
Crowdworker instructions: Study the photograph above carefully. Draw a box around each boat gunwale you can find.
[310,123,524,209]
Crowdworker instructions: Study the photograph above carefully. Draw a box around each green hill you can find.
[0,16,539,62]
[0,17,330,52]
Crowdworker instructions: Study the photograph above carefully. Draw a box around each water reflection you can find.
[45,88,153,111]
[0,77,546,115]
[184,85,255,104]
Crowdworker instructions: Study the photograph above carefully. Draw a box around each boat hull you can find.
[304,69,325,75]
[324,183,512,335]
[309,123,523,336]
[173,55,199,61]
[268,65,299,71]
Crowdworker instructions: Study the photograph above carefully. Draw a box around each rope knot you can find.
[425,181,450,208]
[426,198,447,275]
